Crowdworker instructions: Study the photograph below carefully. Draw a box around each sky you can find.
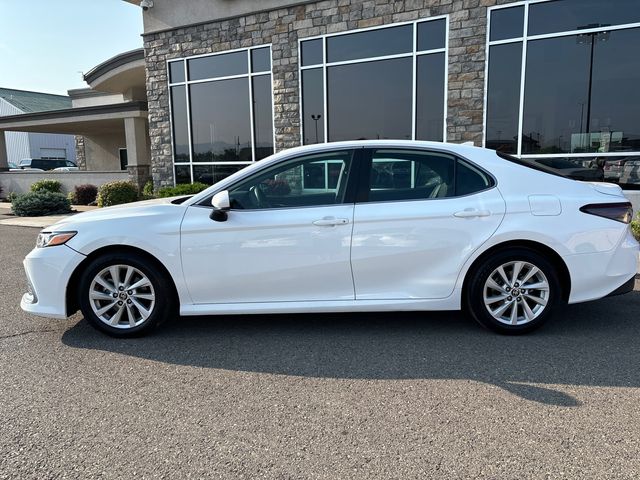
[0,0,143,95]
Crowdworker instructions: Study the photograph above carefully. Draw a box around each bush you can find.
[157,182,209,198]
[632,213,640,242]
[30,179,62,194]
[73,184,98,205]
[97,181,139,207]
[142,179,155,199]
[7,191,20,202]
[12,191,71,217]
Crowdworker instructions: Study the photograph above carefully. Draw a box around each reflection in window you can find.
[417,18,446,51]
[326,24,413,62]
[302,68,324,145]
[489,6,524,41]
[170,86,189,162]
[486,43,522,153]
[416,53,445,142]
[188,51,247,81]
[169,61,185,83]
[328,57,413,141]
[252,75,275,160]
[190,79,252,162]
[175,164,191,184]
[301,39,323,66]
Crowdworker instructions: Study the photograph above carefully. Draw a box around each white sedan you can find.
[21,141,638,337]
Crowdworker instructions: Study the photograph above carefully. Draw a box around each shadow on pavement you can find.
[62,289,640,407]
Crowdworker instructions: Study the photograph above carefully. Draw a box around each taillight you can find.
[580,202,633,224]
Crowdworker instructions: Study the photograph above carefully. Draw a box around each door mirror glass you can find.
[211,190,231,210]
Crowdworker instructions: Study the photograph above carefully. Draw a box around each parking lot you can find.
[1,223,639,479]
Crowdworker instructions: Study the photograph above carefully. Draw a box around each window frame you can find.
[356,147,496,204]
[483,0,640,160]
[298,16,449,146]
[167,44,276,185]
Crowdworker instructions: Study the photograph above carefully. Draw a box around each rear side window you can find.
[365,149,493,202]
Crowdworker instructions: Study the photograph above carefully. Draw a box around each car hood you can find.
[45,196,189,231]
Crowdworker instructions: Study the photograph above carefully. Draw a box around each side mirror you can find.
[210,190,231,222]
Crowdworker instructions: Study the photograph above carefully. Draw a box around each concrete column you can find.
[124,117,151,191]
[0,132,8,172]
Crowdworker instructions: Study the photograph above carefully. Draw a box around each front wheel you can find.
[465,249,561,334]
[78,252,174,337]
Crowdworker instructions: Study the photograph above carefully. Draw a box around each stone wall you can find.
[143,0,519,187]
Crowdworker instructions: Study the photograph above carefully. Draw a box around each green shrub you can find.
[157,182,209,198]
[142,179,155,199]
[632,213,640,242]
[67,191,77,204]
[12,191,71,217]
[97,181,139,207]
[7,191,20,202]
[73,184,98,205]
[30,179,62,194]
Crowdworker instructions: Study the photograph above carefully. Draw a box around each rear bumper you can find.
[605,275,636,297]
[21,244,85,319]
[565,230,639,304]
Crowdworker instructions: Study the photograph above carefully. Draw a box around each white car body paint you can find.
[20,140,638,320]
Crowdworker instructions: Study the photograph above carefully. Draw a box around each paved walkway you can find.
[0,202,96,228]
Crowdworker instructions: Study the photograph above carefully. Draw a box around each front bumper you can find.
[21,244,86,319]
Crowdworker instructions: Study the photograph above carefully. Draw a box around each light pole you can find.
[311,114,321,143]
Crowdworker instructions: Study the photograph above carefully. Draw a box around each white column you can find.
[124,117,150,167]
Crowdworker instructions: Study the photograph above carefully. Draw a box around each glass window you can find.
[301,68,324,145]
[416,52,445,141]
[251,47,271,73]
[175,165,191,184]
[367,149,456,202]
[489,6,524,41]
[170,86,190,162]
[169,61,185,83]
[528,0,640,36]
[301,39,323,66]
[228,151,353,209]
[189,78,252,162]
[188,51,248,81]
[456,159,493,195]
[193,164,214,184]
[327,57,413,141]
[252,75,275,160]
[485,43,522,154]
[327,24,413,62]
[417,19,446,51]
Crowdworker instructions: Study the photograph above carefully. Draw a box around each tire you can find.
[465,248,560,335]
[78,252,175,337]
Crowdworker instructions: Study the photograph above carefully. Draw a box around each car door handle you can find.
[453,209,491,218]
[313,217,350,226]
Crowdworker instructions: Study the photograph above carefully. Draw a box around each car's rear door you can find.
[351,147,506,300]
[180,149,360,304]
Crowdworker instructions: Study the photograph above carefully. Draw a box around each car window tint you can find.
[228,150,353,210]
[456,159,493,196]
[367,149,455,202]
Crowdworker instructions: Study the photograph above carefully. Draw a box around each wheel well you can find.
[462,240,571,304]
[65,245,179,317]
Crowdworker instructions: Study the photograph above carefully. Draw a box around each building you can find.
[121,0,640,190]
[0,49,149,186]
[0,88,77,165]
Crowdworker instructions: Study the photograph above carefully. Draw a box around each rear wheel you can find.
[465,248,560,334]
[78,252,174,337]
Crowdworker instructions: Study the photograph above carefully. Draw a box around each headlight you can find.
[36,231,77,248]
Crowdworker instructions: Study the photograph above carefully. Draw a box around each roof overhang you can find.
[83,49,146,98]
[0,102,147,136]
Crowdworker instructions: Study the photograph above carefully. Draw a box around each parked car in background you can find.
[619,159,640,188]
[8,161,20,171]
[532,157,604,181]
[603,157,640,183]
[18,158,78,171]
[20,141,638,338]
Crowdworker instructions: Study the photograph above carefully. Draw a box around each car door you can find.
[180,149,358,304]
[351,147,506,300]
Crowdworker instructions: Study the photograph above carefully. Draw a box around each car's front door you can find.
[180,149,358,304]
[351,147,506,300]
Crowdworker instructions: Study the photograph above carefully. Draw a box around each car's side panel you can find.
[180,204,356,304]
[350,188,506,300]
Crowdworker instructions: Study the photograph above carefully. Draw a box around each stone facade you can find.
[143,0,519,188]
[74,135,86,170]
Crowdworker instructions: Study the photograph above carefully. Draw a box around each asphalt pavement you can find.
[1,224,639,479]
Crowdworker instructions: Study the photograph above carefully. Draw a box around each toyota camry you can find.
[21,141,638,336]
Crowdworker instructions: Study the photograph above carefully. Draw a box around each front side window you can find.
[365,149,492,202]
[486,0,640,188]
[168,46,274,185]
[300,17,448,145]
[228,150,354,210]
